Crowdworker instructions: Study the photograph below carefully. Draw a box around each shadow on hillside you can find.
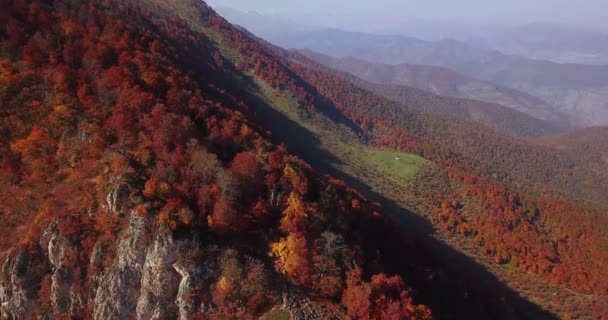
[197,34,558,320]
[245,84,557,320]
[283,68,367,138]
[271,134,557,319]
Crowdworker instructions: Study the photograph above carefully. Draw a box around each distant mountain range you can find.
[217,7,608,127]
[298,50,571,131]
[218,7,608,65]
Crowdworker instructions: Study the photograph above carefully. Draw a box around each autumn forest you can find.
[0,0,606,319]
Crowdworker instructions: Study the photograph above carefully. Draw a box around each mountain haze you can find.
[217,8,608,127]
[298,50,570,135]
[471,23,608,65]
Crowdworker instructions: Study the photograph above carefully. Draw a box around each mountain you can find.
[0,1,434,319]
[291,31,608,127]
[279,48,608,319]
[298,50,569,136]
[215,9,608,127]
[215,6,608,64]
[1,1,607,319]
[214,5,495,41]
[279,45,608,319]
[192,8,608,315]
[280,48,608,207]
[210,6,317,37]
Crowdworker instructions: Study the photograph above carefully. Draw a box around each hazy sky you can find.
[206,0,608,27]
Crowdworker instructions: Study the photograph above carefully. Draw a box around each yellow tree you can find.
[271,233,310,286]
[280,192,308,234]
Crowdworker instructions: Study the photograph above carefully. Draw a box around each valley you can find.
[0,1,606,319]
[244,59,603,320]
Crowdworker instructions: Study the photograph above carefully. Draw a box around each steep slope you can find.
[131,1,577,318]
[0,1,434,319]
[296,50,566,138]
[299,50,571,128]
[281,48,608,320]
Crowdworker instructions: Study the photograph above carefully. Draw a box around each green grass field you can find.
[365,150,427,180]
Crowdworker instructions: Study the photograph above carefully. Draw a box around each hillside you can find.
[194,13,608,317]
[298,50,571,129]
[294,50,565,138]
[1,1,607,320]
[540,127,608,187]
[132,0,608,317]
[0,1,434,319]
[278,50,608,208]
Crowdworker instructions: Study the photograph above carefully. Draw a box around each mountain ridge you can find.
[215,8,608,127]
[295,49,568,137]
[0,1,434,318]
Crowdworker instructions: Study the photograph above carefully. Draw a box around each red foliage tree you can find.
[230,151,260,187]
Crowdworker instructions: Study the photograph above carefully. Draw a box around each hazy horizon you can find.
[206,0,608,32]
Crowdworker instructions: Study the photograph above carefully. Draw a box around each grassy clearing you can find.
[251,74,429,193]
[365,150,427,180]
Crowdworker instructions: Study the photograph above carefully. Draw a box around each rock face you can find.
[0,245,51,320]
[91,212,211,320]
[93,212,150,320]
[0,207,343,320]
[0,211,208,320]
[42,222,82,316]
[134,231,180,319]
